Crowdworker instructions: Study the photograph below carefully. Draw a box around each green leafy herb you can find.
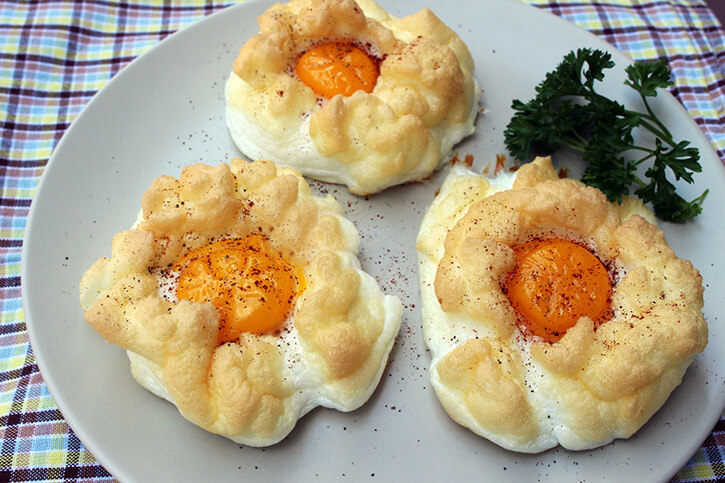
[503,48,707,222]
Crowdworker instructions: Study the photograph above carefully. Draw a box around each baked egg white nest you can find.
[225,0,480,195]
[80,159,402,446]
[416,157,707,453]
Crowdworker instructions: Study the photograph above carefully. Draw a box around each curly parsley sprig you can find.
[503,48,707,222]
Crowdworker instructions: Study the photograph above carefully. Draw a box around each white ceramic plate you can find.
[22,0,725,481]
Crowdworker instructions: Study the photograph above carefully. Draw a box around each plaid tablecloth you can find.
[1,0,723,481]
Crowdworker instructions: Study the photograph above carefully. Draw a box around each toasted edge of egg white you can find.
[126,202,402,446]
[416,164,559,452]
[225,74,481,195]
[416,161,692,453]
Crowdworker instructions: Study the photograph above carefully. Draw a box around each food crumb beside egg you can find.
[225,0,481,195]
[416,156,707,453]
[79,159,402,446]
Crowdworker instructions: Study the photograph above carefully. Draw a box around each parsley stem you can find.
[639,94,673,140]
[634,152,656,166]
[632,176,647,188]
[571,130,589,146]
[629,146,656,156]
[590,90,676,146]
[562,138,587,152]
[633,117,676,148]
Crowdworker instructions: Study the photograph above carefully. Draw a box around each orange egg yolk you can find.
[295,41,378,98]
[172,235,302,344]
[503,238,612,343]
